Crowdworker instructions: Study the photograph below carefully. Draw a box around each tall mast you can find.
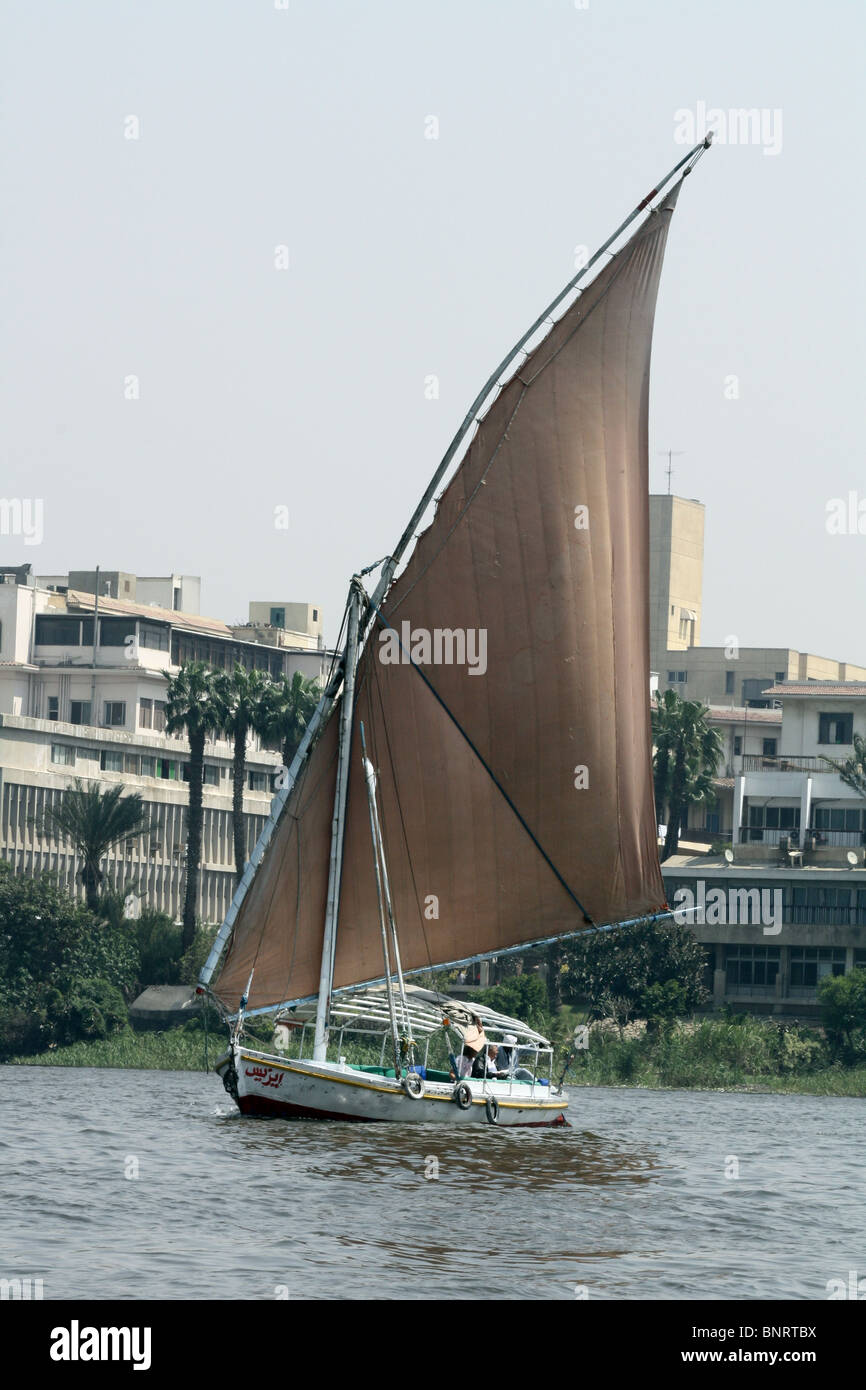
[312,579,362,1061]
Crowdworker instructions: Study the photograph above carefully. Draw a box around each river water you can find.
[1,1068,862,1300]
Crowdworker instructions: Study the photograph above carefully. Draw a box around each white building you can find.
[731,681,866,852]
[0,566,334,924]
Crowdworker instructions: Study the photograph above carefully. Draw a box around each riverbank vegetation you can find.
[0,862,214,1060]
[10,1011,866,1096]
[5,860,866,1096]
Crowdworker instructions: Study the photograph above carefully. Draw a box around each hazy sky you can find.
[2,1,864,658]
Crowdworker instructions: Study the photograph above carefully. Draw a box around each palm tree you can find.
[216,664,272,881]
[166,661,223,950]
[261,670,321,770]
[652,689,723,862]
[825,733,866,795]
[42,779,149,912]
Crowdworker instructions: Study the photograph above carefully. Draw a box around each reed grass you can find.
[9,1016,866,1096]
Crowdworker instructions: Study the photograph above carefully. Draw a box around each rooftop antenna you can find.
[658,449,684,495]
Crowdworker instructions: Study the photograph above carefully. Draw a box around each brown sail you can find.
[211,185,681,1014]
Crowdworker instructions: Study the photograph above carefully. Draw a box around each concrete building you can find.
[649,494,704,677]
[649,494,866,705]
[0,566,334,924]
[731,681,866,852]
[675,704,783,844]
[231,600,324,657]
[661,682,866,1019]
[659,645,866,710]
[38,570,202,615]
[662,853,866,1019]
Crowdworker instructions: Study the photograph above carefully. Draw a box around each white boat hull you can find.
[216,1045,569,1126]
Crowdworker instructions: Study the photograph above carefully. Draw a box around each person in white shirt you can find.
[495,1033,534,1081]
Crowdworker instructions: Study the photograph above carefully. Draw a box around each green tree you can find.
[561,919,710,1024]
[41,779,148,911]
[652,689,723,861]
[166,661,223,949]
[825,732,866,795]
[261,670,321,770]
[818,970,866,1060]
[0,865,139,1057]
[216,664,272,881]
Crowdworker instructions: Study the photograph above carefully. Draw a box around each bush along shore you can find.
[9,1014,866,1096]
[565,1015,866,1096]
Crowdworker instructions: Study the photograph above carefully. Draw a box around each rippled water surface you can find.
[1,1069,862,1299]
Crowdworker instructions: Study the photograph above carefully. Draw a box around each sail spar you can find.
[210,173,690,1015]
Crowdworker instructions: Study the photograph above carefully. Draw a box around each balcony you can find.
[741,754,847,774]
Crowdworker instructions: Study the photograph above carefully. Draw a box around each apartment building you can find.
[650,494,866,706]
[0,566,334,924]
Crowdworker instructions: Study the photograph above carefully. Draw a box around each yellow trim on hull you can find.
[236,1051,567,1111]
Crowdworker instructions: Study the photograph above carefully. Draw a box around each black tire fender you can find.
[402,1072,425,1098]
[452,1081,473,1109]
[485,1095,500,1124]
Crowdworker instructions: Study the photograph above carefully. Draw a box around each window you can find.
[789,947,845,992]
[247,770,268,792]
[667,670,687,684]
[818,712,853,745]
[725,671,735,694]
[124,754,140,775]
[69,700,91,726]
[763,739,777,757]
[104,701,126,727]
[139,623,170,652]
[100,749,124,773]
[774,671,785,683]
[153,701,167,733]
[312,609,318,622]
[156,758,177,780]
[51,743,75,766]
[706,812,720,833]
[35,616,85,645]
[99,617,135,647]
[203,764,220,787]
[270,607,286,628]
[139,698,153,729]
[47,696,59,721]
[725,945,780,995]
[733,736,742,756]
[140,756,156,778]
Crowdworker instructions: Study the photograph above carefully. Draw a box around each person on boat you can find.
[495,1033,535,1082]
[484,1044,507,1078]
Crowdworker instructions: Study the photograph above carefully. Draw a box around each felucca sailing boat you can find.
[199,138,712,1124]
